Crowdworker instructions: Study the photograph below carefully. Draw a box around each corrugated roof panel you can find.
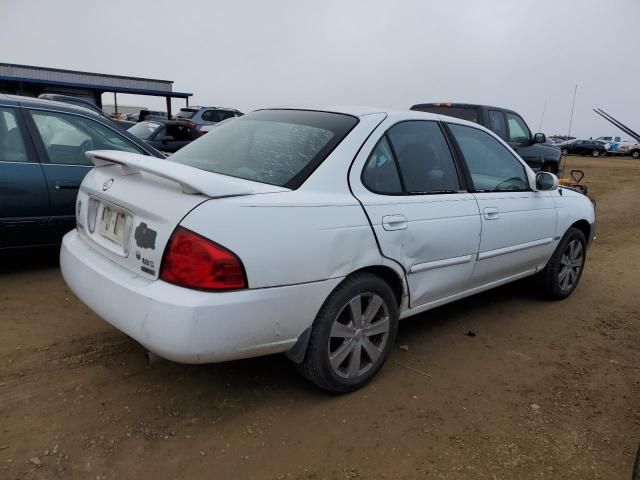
[0,63,172,93]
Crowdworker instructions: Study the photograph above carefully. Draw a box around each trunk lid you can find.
[75,150,288,279]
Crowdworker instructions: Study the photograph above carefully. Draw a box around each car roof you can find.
[263,105,391,118]
[0,93,104,117]
[140,119,197,126]
[180,106,241,112]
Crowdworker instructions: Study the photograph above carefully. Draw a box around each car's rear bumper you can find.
[61,230,341,363]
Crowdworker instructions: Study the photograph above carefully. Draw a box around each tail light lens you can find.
[160,227,247,291]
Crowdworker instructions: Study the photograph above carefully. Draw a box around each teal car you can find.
[0,95,163,249]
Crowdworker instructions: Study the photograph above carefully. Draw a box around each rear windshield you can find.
[168,110,359,188]
[412,105,480,124]
[128,121,162,140]
[176,109,197,119]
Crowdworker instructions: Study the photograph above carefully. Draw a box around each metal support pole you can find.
[186,97,189,107]
[114,92,118,116]
[166,96,172,118]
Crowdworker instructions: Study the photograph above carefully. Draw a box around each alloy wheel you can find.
[327,293,390,379]
[592,150,600,157]
[558,239,584,291]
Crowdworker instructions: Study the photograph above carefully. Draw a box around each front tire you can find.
[539,227,587,300]
[299,273,398,393]
[631,150,640,159]
[592,149,600,157]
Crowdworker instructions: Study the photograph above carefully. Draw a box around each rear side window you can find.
[488,110,507,140]
[362,137,402,194]
[0,107,28,162]
[203,110,234,123]
[448,123,529,192]
[168,110,358,188]
[387,121,460,194]
[30,110,144,165]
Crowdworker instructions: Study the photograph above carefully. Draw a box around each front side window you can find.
[506,113,531,144]
[362,136,402,194]
[386,121,461,194]
[449,123,529,192]
[165,124,192,141]
[0,107,28,162]
[168,110,358,188]
[30,110,144,165]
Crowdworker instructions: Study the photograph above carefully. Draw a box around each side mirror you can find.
[533,132,546,144]
[535,171,559,191]
[158,135,175,144]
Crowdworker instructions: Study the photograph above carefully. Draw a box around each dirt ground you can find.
[1,156,639,480]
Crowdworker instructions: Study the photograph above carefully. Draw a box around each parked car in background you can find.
[0,94,163,249]
[61,106,595,393]
[548,135,575,145]
[38,93,135,130]
[617,141,640,158]
[199,116,237,134]
[594,135,627,153]
[128,119,201,153]
[560,139,608,157]
[410,103,561,173]
[138,110,168,122]
[592,140,611,154]
[175,106,243,130]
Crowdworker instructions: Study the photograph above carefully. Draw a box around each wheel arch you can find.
[570,219,591,242]
[285,263,406,364]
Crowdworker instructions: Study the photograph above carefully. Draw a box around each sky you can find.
[1,0,639,138]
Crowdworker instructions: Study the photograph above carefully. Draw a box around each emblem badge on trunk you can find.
[102,178,114,191]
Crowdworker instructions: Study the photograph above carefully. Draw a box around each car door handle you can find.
[382,214,408,231]
[55,181,80,190]
[483,207,500,220]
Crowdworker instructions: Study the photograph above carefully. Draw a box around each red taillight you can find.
[160,227,247,291]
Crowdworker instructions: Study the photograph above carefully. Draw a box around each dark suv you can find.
[410,103,561,173]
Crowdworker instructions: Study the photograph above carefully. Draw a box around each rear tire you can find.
[299,273,398,393]
[538,227,587,300]
[631,150,640,159]
[542,162,559,174]
[561,148,568,155]
[592,150,600,157]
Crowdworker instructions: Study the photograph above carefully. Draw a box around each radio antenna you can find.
[561,85,578,180]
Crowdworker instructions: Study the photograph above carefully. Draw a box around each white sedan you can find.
[61,107,596,393]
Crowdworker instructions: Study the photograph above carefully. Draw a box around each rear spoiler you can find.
[86,150,288,197]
